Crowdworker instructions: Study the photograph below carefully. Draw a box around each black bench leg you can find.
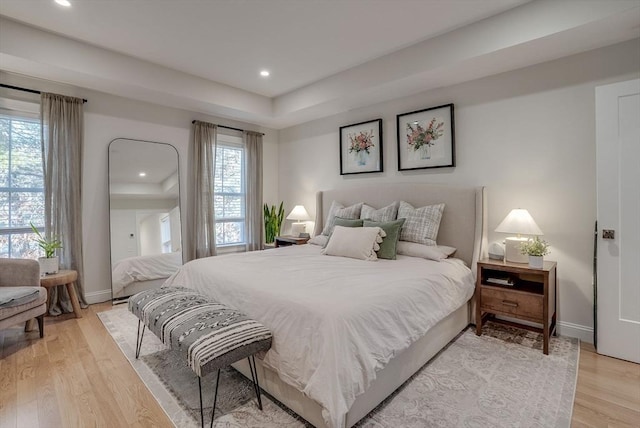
[198,376,204,428]
[36,315,44,338]
[209,369,221,428]
[135,320,146,359]
[248,355,263,411]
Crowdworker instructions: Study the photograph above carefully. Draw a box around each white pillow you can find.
[321,226,386,261]
[396,241,456,261]
[321,201,363,235]
[360,202,399,222]
[308,235,329,247]
[398,201,445,246]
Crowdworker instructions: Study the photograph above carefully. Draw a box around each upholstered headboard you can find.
[313,183,487,268]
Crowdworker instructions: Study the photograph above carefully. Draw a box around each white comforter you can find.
[164,244,474,427]
[112,252,183,294]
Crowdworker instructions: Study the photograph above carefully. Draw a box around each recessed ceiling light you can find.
[139,172,146,177]
[260,70,270,77]
[55,0,72,7]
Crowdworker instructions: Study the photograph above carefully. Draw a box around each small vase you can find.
[528,255,543,269]
[38,256,59,276]
[419,144,431,159]
[357,150,367,166]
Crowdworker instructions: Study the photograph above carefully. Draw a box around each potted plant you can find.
[520,236,550,269]
[30,223,63,275]
[263,202,284,244]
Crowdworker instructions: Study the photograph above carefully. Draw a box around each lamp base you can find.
[291,222,306,236]
[504,237,528,263]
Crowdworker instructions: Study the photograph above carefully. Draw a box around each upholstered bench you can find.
[128,286,273,428]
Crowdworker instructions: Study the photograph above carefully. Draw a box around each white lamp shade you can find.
[286,205,311,221]
[495,209,543,236]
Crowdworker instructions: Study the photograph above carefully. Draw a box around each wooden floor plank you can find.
[2,301,639,428]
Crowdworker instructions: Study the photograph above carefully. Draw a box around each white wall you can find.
[109,210,138,263]
[0,71,280,304]
[278,39,640,342]
[138,212,164,256]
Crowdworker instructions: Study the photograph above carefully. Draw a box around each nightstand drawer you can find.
[481,287,543,321]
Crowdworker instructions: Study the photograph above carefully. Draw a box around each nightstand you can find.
[274,235,310,247]
[475,258,557,354]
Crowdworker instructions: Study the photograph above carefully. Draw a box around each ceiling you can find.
[1,0,639,129]
[109,139,179,200]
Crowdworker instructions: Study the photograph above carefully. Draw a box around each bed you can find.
[164,183,487,427]
[111,251,183,299]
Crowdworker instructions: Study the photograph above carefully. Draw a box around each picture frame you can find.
[396,103,455,171]
[339,119,383,175]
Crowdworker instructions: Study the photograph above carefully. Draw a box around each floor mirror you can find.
[108,138,183,302]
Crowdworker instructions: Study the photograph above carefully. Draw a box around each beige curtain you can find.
[41,93,87,315]
[187,121,217,261]
[244,131,264,251]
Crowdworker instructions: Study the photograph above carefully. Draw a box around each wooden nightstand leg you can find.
[543,324,549,355]
[66,282,83,318]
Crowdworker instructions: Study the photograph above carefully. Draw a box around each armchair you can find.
[0,259,47,337]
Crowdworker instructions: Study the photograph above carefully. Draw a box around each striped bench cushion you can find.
[129,287,272,377]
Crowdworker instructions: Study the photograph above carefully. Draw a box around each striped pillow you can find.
[321,201,363,235]
[360,202,399,222]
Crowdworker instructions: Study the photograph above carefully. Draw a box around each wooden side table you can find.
[475,259,557,354]
[274,235,310,247]
[40,269,83,318]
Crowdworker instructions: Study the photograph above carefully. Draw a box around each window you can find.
[214,135,245,246]
[160,214,171,253]
[0,114,44,258]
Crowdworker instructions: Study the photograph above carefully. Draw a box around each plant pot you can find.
[528,255,543,269]
[38,256,59,276]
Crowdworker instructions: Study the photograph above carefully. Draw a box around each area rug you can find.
[98,308,579,428]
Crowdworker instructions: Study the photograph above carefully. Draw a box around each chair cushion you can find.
[0,286,41,308]
[0,287,47,322]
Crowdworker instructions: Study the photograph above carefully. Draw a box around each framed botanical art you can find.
[397,103,455,171]
[339,119,383,175]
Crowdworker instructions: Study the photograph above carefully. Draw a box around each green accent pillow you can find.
[334,217,364,228]
[324,217,364,248]
[363,218,406,260]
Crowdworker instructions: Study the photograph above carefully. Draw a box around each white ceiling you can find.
[109,139,180,200]
[1,0,639,129]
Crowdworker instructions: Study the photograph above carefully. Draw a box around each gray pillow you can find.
[360,202,399,222]
[363,218,406,260]
[321,201,364,235]
[398,201,445,246]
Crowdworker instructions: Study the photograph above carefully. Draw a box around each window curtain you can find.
[187,121,217,261]
[41,92,87,315]
[244,131,264,251]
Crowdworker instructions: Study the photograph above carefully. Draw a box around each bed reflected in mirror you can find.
[108,138,183,302]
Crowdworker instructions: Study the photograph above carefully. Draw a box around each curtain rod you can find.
[191,120,264,136]
[0,83,88,103]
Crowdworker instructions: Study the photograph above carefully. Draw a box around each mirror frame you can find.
[107,137,183,303]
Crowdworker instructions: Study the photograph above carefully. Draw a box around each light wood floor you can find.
[1,302,639,428]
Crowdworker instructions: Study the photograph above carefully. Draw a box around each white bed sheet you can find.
[164,244,474,428]
[112,252,182,295]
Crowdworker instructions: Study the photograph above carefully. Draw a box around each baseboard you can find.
[557,321,593,344]
[85,289,112,304]
[482,316,594,344]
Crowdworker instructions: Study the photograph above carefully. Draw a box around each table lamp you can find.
[286,205,311,236]
[495,208,543,263]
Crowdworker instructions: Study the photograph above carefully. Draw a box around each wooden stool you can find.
[40,270,82,318]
